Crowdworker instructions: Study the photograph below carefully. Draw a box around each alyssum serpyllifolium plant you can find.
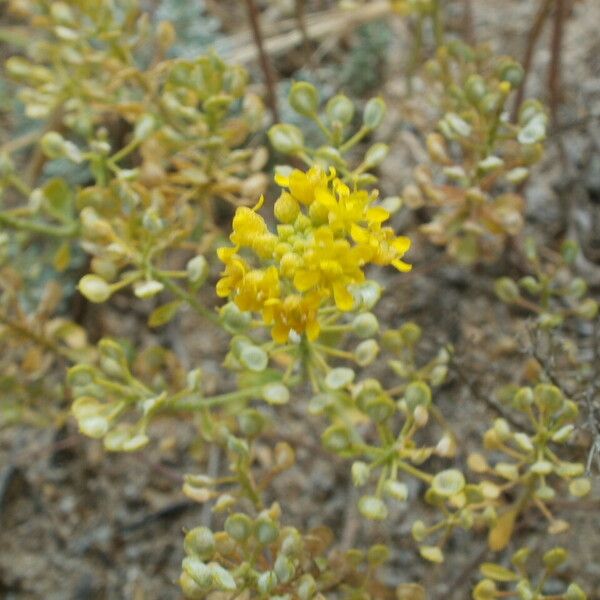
[0,0,594,598]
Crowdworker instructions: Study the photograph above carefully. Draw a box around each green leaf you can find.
[148,300,183,327]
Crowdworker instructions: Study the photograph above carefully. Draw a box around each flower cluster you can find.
[217,167,411,343]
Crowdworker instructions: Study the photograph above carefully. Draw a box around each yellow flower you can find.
[235,266,280,313]
[216,166,412,344]
[274,166,329,206]
[216,247,248,298]
[293,227,369,310]
[230,197,277,258]
[265,293,321,343]
[351,224,412,272]
[315,179,389,236]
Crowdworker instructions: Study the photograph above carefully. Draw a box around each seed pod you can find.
[289,81,319,117]
[358,495,388,520]
[268,124,304,154]
[363,97,386,130]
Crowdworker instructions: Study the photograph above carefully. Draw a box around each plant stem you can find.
[244,0,280,123]
[0,212,78,237]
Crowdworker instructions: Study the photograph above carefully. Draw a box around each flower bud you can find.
[262,382,290,405]
[354,339,379,366]
[364,143,389,168]
[383,480,408,501]
[257,571,278,595]
[326,94,354,125]
[274,192,300,223]
[274,554,295,583]
[358,495,388,520]
[254,517,279,545]
[351,461,370,487]
[134,279,164,299]
[187,255,208,285]
[494,277,520,303]
[225,513,253,542]
[363,97,386,130]
[325,367,355,390]
[352,312,379,337]
[184,527,215,559]
[78,274,112,303]
[289,81,319,117]
[182,558,211,589]
[268,124,304,154]
[208,563,236,591]
[404,382,432,411]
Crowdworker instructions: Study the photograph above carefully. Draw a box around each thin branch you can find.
[548,0,566,123]
[512,0,553,121]
[243,0,280,123]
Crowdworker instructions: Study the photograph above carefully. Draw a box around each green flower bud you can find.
[354,339,379,366]
[364,143,389,168]
[358,495,388,520]
[103,426,149,452]
[289,81,319,117]
[322,423,352,452]
[236,340,268,372]
[326,94,354,125]
[134,279,164,299]
[477,155,504,174]
[350,281,382,310]
[498,60,524,88]
[225,513,253,542]
[257,571,278,595]
[297,574,317,600]
[254,517,279,545]
[465,74,487,103]
[351,461,370,487]
[518,113,547,145]
[274,555,295,583]
[179,571,205,599]
[518,276,540,295]
[383,480,408,502]
[325,367,355,390]
[184,527,215,559]
[411,520,428,542]
[513,432,534,452]
[569,477,591,498]
[506,167,530,184]
[78,274,112,303]
[262,382,290,405]
[445,113,472,137]
[268,124,304,154]
[494,277,520,303]
[208,562,237,591]
[237,408,267,437]
[351,312,379,337]
[431,469,465,498]
[419,545,444,563]
[404,382,432,411]
[220,302,251,334]
[552,424,575,443]
[363,97,386,130]
[187,255,209,285]
[534,384,563,412]
[182,557,211,590]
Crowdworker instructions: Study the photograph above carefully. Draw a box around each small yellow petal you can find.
[333,282,354,311]
[392,258,412,272]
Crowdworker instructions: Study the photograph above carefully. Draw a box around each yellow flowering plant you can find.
[0,0,596,598]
